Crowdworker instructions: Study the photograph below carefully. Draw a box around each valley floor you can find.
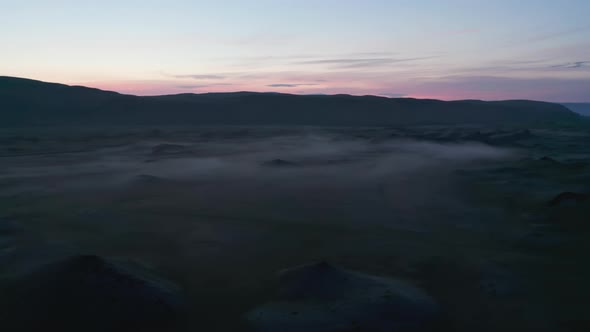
[1,125,589,331]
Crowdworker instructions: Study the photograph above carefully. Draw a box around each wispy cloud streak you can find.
[170,74,226,80]
[550,61,590,69]
[267,83,319,87]
[295,56,438,69]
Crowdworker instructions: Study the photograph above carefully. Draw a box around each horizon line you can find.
[2,75,589,104]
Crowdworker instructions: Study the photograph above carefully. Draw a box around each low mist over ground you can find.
[2,125,590,331]
[0,128,515,231]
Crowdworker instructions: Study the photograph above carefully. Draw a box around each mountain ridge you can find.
[0,76,581,127]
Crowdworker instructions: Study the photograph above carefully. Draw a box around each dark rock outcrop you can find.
[135,174,170,185]
[485,129,533,144]
[539,156,560,164]
[547,192,589,207]
[150,143,190,156]
[0,219,20,235]
[262,159,300,168]
[1,255,186,332]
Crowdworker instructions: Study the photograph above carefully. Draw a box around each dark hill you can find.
[0,76,580,127]
[562,103,590,116]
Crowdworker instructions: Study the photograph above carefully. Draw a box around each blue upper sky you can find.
[2,0,589,101]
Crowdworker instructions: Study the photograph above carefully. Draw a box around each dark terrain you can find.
[1,78,589,331]
[0,76,580,127]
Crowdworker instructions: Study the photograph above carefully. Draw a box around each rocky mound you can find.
[246,262,442,332]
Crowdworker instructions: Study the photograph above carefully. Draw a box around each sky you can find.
[1,0,589,101]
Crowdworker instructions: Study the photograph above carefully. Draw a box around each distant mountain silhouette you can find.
[0,76,580,127]
[562,103,590,116]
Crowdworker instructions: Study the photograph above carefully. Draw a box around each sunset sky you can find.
[2,0,589,101]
